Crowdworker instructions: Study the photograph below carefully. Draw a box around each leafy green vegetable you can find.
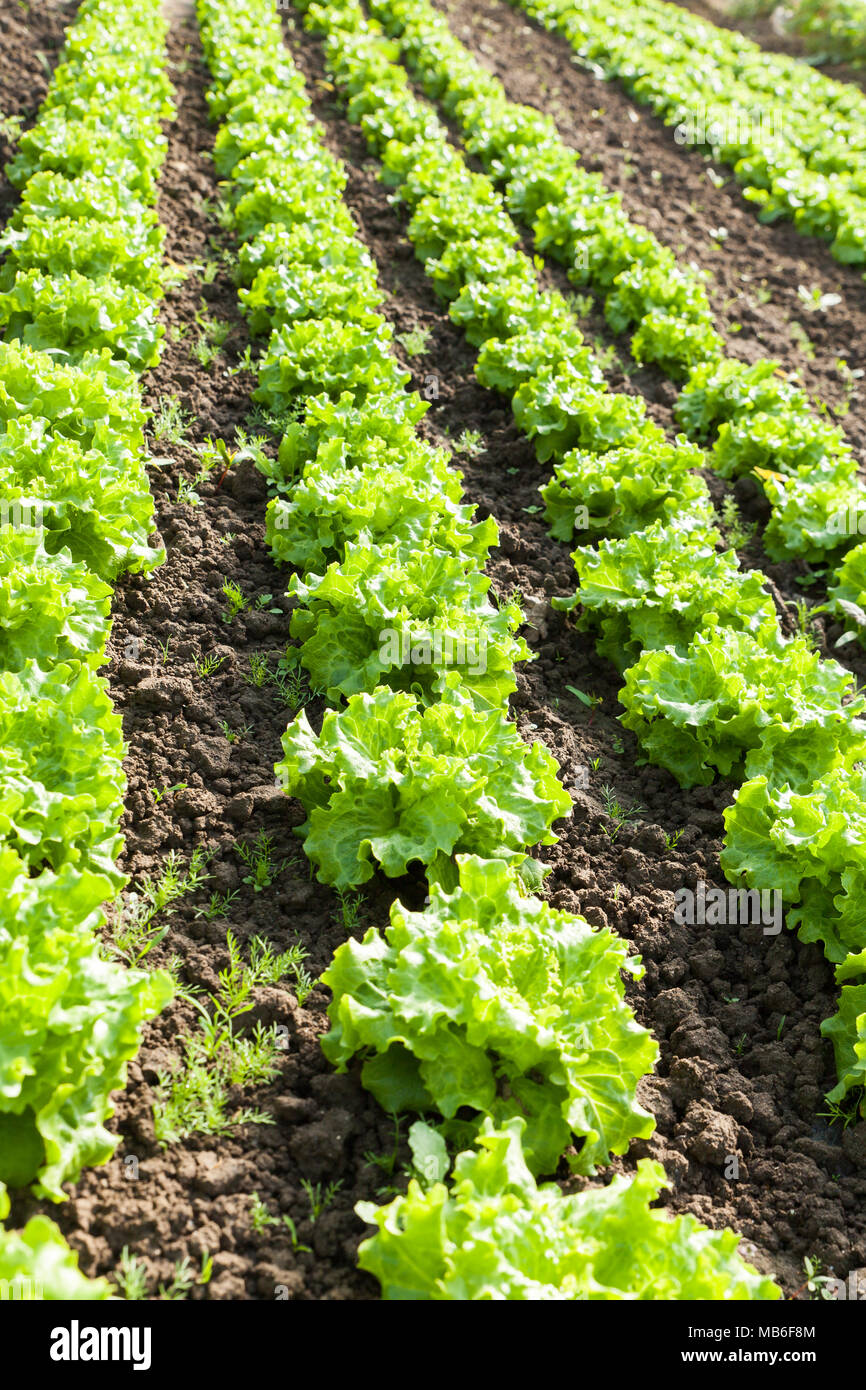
[0,660,126,884]
[828,538,866,644]
[722,762,866,963]
[266,431,496,575]
[254,318,405,414]
[0,848,172,1199]
[289,539,528,708]
[542,438,712,543]
[323,855,657,1174]
[563,516,779,670]
[0,1207,111,1299]
[277,685,571,887]
[620,629,864,788]
[356,1118,781,1300]
[0,528,111,672]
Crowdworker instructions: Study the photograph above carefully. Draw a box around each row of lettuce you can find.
[511,0,866,271]
[365,0,866,1112]
[785,0,866,63]
[300,0,866,1191]
[0,0,172,1299]
[368,0,866,599]
[196,0,781,1298]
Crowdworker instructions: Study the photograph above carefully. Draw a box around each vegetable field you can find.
[2,0,866,1314]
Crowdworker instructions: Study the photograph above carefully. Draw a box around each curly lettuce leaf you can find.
[356,1118,781,1300]
[276,685,571,886]
[323,855,657,1174]
[289,539,529,708]
[0,661,126,884]
[567,515,778,670]
[0,848,172,1200]
[621,627,864,788]
[0,1213,111,1299]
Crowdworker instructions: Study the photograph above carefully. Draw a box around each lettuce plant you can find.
[565,516,779,671]
[828,539,866,644]
[0,529,111,672]
[541,438,711,543]
[0,849,171,1199]
[0,1206,110,1299]
[323,856,657,1174]
[356,1118,781,1300]
[266,436,496,575]
[620,629,864,788]
[0,660,126,884]
[722,764,866,963]
[289,539,528,708]
[276,685,571,887]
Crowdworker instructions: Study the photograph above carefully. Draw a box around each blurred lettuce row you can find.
[357,1120,780,1301]
[786,0,866,64]
[0,0,173,1290]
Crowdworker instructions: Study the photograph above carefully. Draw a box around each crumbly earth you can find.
[5,0,866,1299]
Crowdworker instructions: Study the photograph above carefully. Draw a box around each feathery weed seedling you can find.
[221,579,248,622]
[110,846,211,965]
[195,652,225,678]
[243,651,270,687]
[194,888,240,922]
[600,785,644,842]
[113,1248,148,1301]
[219,719,251,744]
[334,887,363,933]
[300,1178,343,1222]
[235,832,286,893]
[152,394,193,445]
[454,428,483,457]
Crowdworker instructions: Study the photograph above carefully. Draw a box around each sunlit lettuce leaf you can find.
[0,1213,111,1299]
[620,628,864,787]
[356,1118,781,1300]
[323,855,657,1174]
[0,661,126,884]
[289,539,528,708]
[0,527,111,671]
[276,685,571,886]
[0,848,172,1200]
[567,515,778,669]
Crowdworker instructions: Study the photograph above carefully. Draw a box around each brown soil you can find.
[5,0,866,1300]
